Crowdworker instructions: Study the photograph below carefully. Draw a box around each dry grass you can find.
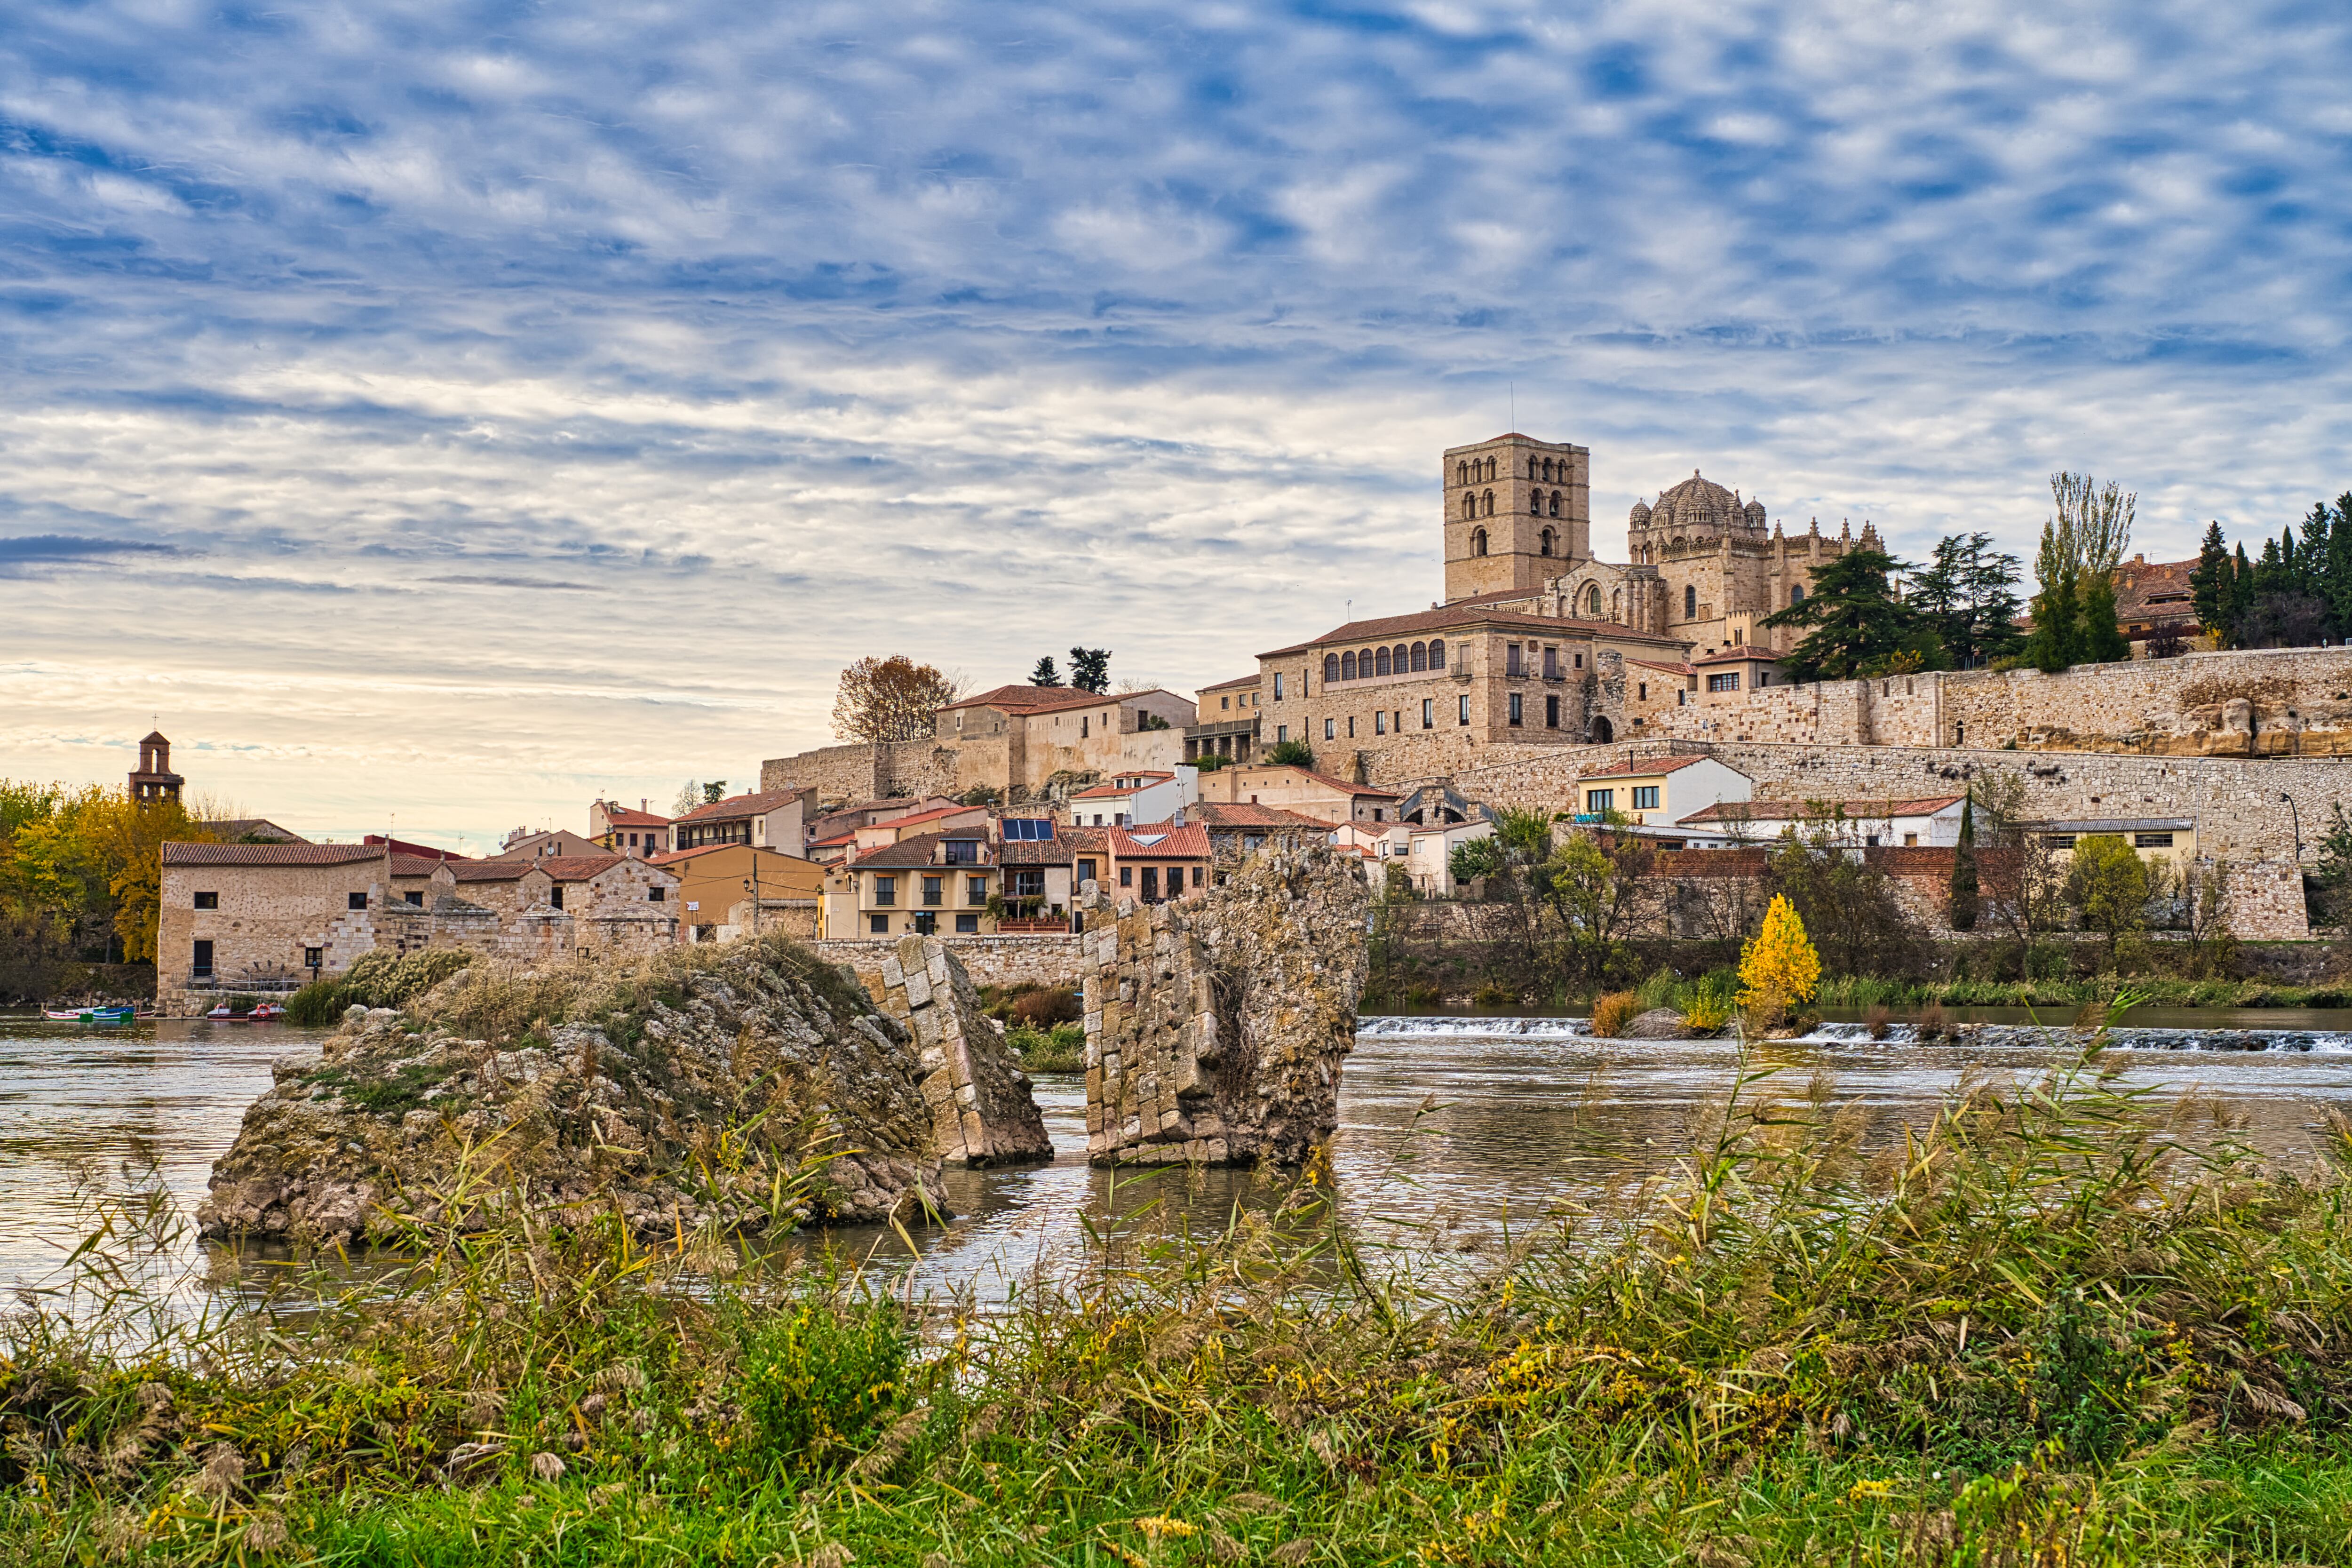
[1589,990,1641,1037]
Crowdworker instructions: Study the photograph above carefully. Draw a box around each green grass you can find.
[13,1043,2352,1564]
[1815,972,2352,1011]
[1006,1020,1085,1073]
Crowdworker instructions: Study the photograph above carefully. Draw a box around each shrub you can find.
[1009,987,1081,1028]
[731,1295,912,1474]
[1680,971,1737,1033]
[1738,894,1821,1027]
[1588,990,1639,1037]
[1007,1022,1084,1072]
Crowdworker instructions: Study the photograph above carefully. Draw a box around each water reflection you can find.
[3,1010,2350,1311]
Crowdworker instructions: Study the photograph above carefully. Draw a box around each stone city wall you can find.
[762,742,883,806]
[815,933,1085,991]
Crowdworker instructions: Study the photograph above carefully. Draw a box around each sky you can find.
[1,0,2348,850]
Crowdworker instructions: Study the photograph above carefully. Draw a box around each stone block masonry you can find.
[813,933,1084,991]
[872,935,1051,1168]
[1079,843,1369,1168]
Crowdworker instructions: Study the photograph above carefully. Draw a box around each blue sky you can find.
[2,0,2348,847]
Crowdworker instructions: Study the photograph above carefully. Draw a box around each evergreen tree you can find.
[2023,517,2082,672]
[1908,536,1969,658]
[2327,493,2352,635]
[1067,647,1112,693]
[1964,534,2028,666]
[1758,546,1936,680]
[2231,543,2256,631]
[2189,521,2232,637]
[1029,655,1063,686]
[1948,786,1979,931]
[2076,570,2132,663]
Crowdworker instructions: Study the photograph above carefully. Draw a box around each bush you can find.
[287,947,479,1023]
[1009,987,1081,1028]
[1588,990,1639,1037]
[1006,1021,1084,1072]
[731,1295,912,1474]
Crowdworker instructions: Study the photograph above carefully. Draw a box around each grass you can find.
[1006,1020,1085,1073]
[11,1028,2352,1564]
[1817,972,2352,1011]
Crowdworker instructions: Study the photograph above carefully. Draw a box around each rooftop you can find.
[1693,645,1783,666]
[163,841,381,867]
[597,803,671,827]
[673,789,805,825]
[1188,802,1332,831]
[1677,796,1966,824]
[942,684,1175,716]
[1579,755,1722,779]
[1197,672,1261,692]
[1110,822,1212,859]
[1260,602,1685,659]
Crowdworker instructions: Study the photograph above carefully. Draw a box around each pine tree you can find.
[1029,655,1063,686]
[1948,786,1979,931]
[1963,533,2028,666]
[2023,516,2082,672]
[2189,521,2232,638]
[2328,494,2352,636]
[1758,546,1936,679]
[2076,569,2132,663]
[1068,647,1112,693]
[2232,543,2256,631]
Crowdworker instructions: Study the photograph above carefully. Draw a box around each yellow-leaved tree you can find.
[1738,894,1821,1027]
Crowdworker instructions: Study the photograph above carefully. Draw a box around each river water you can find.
[4,1009,2352,1308]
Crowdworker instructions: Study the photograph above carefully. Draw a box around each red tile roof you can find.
[364,834,468,859]
[1579,755,1719,778]
[1110,822,1211,859]
[1259,603,1688,658]
[845,831,996,871]
[163,841,383,867]
[648,844,805,867]
[1196,672,1261,692]
[1626,657,1697,677]
[1678,796,1966,825]
[860,803,986,832]
[673,789,804,824]
[1693,645,1784,666]
[941,684,1173,716]
[597,803,670,827]
[1188,802,1331,831]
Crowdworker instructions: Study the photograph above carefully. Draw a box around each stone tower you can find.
[130,730,184,805]
[1443,433,1590,603]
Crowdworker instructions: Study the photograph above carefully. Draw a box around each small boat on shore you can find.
[248,1003,286,1022]
[43,1005,136,1023]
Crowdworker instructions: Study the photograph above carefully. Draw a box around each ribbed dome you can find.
[1629,501,1653,525]
[1643,470,1760,534]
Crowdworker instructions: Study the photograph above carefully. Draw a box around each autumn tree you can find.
[831,655,963,743]
[1738,894,1821,1027]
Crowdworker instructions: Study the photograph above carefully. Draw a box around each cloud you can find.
[0,0,2347,836]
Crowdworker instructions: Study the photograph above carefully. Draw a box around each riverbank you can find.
[7,1051,2352,1564]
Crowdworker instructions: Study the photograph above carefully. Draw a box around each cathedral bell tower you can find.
[1442,434,1590,603]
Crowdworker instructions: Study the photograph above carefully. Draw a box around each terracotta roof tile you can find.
[1259,604,1688,658]
[1677,796,1966,825]
[1188,802,1331,830]
[597,804,671,827]
[942,684,1176,715]
[1692,645,1784,666]
[1110,822,1211,859]
[163,841,382,867]
[673,789,805,824]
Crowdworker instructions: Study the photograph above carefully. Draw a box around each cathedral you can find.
[1440,432,1872,660]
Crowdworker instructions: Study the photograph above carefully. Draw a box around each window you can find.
[1192,866,1204,887]
[1242,834,1264,854]
[1545,694,1559,728]
[1541,527,1555,556]
[304,946,323,969]
[193,891,218,909]
[1276,724,1288,742]
[1142,867,1160,901]
[551,885,565,910]
[1422,698,1434,728]
[1077,857,1097,884]
[1549,491,1562,517]
[954,913,979,934]
[1429,639,1446,669]
[1543,646,1559,678]
[874,875,897,906]
[2135,832,2175,848]
[1347,716,1355,738]
[1324,718,1335,740]
[1341,651,1356,680]
[913,912,937,935]
[968,876,988,906]
[1119,865,1133,886]
[1463,492,1478,519]
[349,891,367,910]
[1483,489,1494,516]
[1458,694,1470,725]
[1508,693,1524,726]
[1865,834,1881,847]
[1632,786,1659,810]
[405,891,425,907]
[1790,584,1805,605]
[1411,642,1427,671]
[1638,682,1647,700]
[1587,789,1614,811]
[1471,527,1488,557]
[2044,835,2078,851]
[1685,585,1697,618]
[1903,833,1919,847]
[649,886,666,901]
[942,839,981,864]
[1011,868,1045,899]
[1273,673,1285,700]
[1708,672,1740,692]
[1677,688,1686,706]
[192,939,213,978]
[1222,695,1232,710]
[869,913,890,934]
[1371,646,1386,676]
[1375,710,1388,734]
[1324,654,1339,684]
[1506,643,1523,677]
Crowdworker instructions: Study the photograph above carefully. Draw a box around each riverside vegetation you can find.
[10,1010,2352,1564]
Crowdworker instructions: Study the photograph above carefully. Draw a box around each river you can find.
[4,1009,2351,1308]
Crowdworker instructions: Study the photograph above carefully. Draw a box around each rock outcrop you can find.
[872,934,1052,1167]
[1081,842,1368,1168]
[198,935,1042,1246]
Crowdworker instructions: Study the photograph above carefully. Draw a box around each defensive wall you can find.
[812,933,1085,991]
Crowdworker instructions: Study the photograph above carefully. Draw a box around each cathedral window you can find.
[1528,456,1540,479]
[1341,651,1356,680]
[1462,492,1477,520]
[1685,585,1698,619]
[1376,646,1392,677]
[1482,490,1494,517]
[1790,583,1806,605]
[1542,458,1555,481]
[1540,528,1555,557]
[1393,643,1407,670]
[1457,461,1470,485]
[1549,491,1561,517]
[1471,528,1488,557]
[1583,583,1602,618]
[1429,639,1445,669]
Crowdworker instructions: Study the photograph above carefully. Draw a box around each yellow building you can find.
[650,843,825,942]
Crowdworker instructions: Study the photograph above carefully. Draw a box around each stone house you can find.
[386,854,681,952]
[1186,673,1263,764]
[848,802,995,857]
[669,787,812,855]
[1106,822,1212,905]
[590,799,672,857]
[199,817,307,844]
[1194,763,1400,825]
[649,843,826,942]
[931,683,1195,798]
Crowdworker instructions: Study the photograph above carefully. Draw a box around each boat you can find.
[44,1005,135,1022]
[205,1004,248,1022]
[248,1003,286,1022]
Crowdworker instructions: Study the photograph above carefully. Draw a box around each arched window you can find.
[1584,583,1603,617]
[1393,643,1408,671]
[1540,528,1555,557]
[1549,490,1562,517]
[1528,456,1540,479]
[1611,588,1622,621]
[1790,583,1806,605]
[1471,528,1488,557]
[1484,457,1496,481]
[1482,489,1494,517]
[1589,715,1613,743]
[1411,641,1428,671]
[1341,651,1356,680]
[1457,461,1469,486]
[1359,647,1375,674]
[1685,584,1697,619]
[1462,492,1477,520]
[1376,646,1392,677]
[1429,639,1446,669]
[1324,653,1341,684]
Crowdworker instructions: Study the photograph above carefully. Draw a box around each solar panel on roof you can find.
[1001,819,1054,841]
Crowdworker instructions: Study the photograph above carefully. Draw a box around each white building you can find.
[1675,794,1968,850]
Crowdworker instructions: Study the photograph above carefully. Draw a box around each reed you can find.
[1588,990,1641,1037]
[9,1017,2352,1564]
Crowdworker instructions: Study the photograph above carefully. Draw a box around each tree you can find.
[2312,803,2352,927]
[672,781,703,817]
[1539,826,1661,989]
[1029,655,1063,687]
[2024,472,2134,670]
[1759,546,1939,680]
[1263,739,1314,767]
[1911,533,2025,669]
[2065,834,2151,971]
[2190,521,2233,638]
[1948,786,1980,931]
[831,655,962,743]
[0,782,214,966]
[1068,648,1112,694]
[1968,769,2061,979]
[2076,570,2132,664]
[702,781,727,805]
[1738,894,1821,1027]
[1764,812,1926,976]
